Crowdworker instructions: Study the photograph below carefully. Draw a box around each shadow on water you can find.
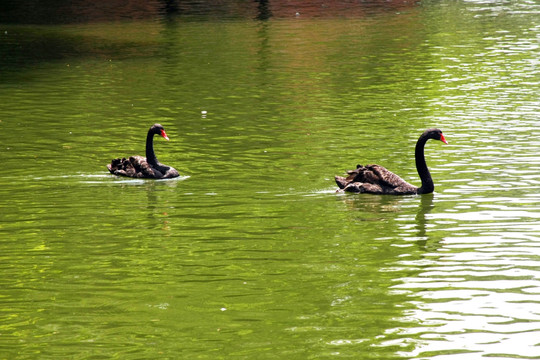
[0,0,417,79]
[255,0,272,21]
[0,0,415,24]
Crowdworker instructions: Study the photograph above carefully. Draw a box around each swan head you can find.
[151,123,170,141]
[424,128,448,144]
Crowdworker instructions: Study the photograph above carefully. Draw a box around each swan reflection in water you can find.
[338,192,436,250]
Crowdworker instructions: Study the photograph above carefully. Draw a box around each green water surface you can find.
[1,1,540,359]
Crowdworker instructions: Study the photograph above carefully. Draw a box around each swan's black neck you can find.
[146,129,159,166]
[415,133,434,194]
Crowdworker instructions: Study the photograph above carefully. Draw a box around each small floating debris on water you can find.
[201,110,207,118]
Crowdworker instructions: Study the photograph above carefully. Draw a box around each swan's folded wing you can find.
[344,165,385,185]
[365,164,411,189]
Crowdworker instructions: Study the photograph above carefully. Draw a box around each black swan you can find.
[335,128,447,195]
[107,124,179,179]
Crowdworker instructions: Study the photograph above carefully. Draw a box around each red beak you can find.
[440,133,448,144]
[160,129,170,141]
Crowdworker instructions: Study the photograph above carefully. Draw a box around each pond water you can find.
[1,1,540,359]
